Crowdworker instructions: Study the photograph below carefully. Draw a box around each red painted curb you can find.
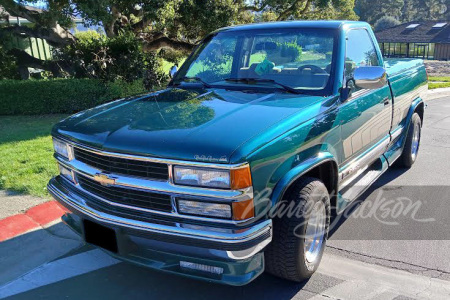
[0,214,39,242]
[26,201,66,226]
[0,201,66,242]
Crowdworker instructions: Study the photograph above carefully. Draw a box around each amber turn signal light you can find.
[230,165,252,190]
[232,199,254,221]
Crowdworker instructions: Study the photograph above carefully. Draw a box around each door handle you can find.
[383,98,390,106]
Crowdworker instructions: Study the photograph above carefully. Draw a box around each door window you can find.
[345,29,380,90]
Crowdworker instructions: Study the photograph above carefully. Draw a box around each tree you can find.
[0,0,359,78]
[374,16,401,32]
[356,0,449,24]
[355,0,404,24]
[74,0,357,52]
[0,0,77,77]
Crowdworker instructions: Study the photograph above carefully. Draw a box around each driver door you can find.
[338,29,392,175]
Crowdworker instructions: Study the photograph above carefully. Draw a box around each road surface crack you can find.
[327,245,450,278]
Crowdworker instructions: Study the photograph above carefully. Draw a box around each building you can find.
[1,6,101,61]
[375,21,450,60]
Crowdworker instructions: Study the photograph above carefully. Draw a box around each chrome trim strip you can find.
[53,137,255,224]
[338,136,390,189]
[390,126,403,142]
[56,158,253,225]
[48,178,271,244]
[57,157,253,201]
[57,137,248,170]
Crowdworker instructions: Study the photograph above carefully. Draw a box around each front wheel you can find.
[265,177,330,282]
[397,113,422,168]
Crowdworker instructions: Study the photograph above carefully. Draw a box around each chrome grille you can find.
[74,148,169,181]
[77,174,172,212]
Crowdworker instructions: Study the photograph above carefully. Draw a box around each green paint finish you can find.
[51,21,428,285]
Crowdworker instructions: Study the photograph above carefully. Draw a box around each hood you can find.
[53,87,328,163]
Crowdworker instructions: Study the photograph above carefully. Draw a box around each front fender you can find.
[270,152,337,206]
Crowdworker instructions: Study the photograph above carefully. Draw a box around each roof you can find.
[375,20,450,44]
[217,20,367,32]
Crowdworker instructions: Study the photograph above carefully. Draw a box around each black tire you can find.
[397,113,422,168]
[265,177,331,282]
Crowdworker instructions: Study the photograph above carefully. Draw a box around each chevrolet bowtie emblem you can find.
[93,173,116,186]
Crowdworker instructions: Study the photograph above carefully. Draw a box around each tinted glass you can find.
[175,28,337,94]
[345,29,380,86]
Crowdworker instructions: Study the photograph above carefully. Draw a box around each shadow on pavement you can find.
[328,166,409,238]
[6,261,342,300]
[0,222,81,285]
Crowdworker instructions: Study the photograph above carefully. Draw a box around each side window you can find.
[345,29,380,90]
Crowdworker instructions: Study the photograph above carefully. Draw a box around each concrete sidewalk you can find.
[0,190,48,220]
[0,221,82,286]
[426,87,450,100]
[1,242,449,299]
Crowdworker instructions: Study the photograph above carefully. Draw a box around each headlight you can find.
[173,165,252,189]
[174,166,230,188]
[58,164,76,183]
[53,138,72,160]
[178,199,231,219]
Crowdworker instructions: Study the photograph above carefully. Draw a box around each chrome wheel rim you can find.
[411,122,420,161]
[304,201,326,270]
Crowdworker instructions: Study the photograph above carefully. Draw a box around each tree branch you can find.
[7,48,71,77]
[0,0,43,23]
[277,0,307,21]
[239,5,267,12]
[0,5,10,23]
[1,1,76,46]
[0,25,75,47]
[104,5,121,38]
[131,18,153,32]
[142,36,195,52]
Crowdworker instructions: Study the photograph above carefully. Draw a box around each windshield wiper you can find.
[224,78,301,94]
[175,76,212,88]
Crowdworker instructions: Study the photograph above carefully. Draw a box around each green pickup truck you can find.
[48,21,428,285]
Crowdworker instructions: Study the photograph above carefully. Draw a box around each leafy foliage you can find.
[356,0,449,24]
[374,16,401,32]
[158,48,185,65]
[143,51,168,90]
[278,42,303,62]
[1,0,361,79]
[0,79,147,115]
[0,45,19,79]
[56,31,166,83]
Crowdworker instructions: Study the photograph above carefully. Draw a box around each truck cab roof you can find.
[216,20,370,33]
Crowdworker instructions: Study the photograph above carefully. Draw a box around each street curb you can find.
[426,87,450,101]
[0,201,68,242]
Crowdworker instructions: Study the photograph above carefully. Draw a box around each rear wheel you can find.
[265,177,330,282]
[397,113,422,168]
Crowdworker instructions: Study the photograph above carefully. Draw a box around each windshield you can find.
[173,28,337,95]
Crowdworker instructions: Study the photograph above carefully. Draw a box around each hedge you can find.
[0,79,148,115]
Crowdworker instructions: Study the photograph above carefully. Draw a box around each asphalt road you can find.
[327,95,450,279]
[1,96,450,299]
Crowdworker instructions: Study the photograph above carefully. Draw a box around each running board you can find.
[339,157,388,203]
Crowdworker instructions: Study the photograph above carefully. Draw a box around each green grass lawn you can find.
[0,115,68,197]
[428,76,450,89]
[429,76,450,82]
[429,82,450,89]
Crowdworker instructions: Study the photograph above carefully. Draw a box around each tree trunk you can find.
[0,25,75,47]
[143,36,195,53]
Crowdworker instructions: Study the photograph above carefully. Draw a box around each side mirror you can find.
[353,66,387,90]
[169,65,178,79]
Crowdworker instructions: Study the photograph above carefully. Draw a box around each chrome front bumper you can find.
[48,176,272,261]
